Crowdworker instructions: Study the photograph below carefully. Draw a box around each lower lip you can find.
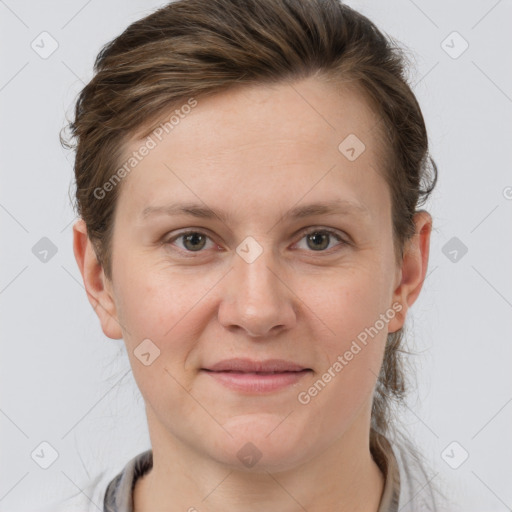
[202,370,311,393]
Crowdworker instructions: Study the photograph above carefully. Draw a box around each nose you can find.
[217,248,297,338]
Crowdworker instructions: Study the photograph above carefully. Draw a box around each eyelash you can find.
[163,228,349,256]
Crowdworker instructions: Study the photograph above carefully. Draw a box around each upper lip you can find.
[203,358,311,373]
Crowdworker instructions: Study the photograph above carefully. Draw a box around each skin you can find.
[73,76,432,512]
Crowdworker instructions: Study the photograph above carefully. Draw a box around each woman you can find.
[57,0,449,510]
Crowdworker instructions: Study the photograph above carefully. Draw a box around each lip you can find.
[201,358,312,393]
[204,358,310,373]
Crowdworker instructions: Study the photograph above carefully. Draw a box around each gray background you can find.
[1,0,511,510]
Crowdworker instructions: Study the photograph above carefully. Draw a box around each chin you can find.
[209,413,317,472]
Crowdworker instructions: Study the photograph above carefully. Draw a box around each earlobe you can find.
[387,211,432,333]
[72,219,123,340]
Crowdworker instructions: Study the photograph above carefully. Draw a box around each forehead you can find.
[115,76,389,224]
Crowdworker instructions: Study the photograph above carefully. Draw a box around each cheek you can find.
[112,262,205,387]
[296,266,391,405]
[304,264,391,351]
[114,247,392,412]
[114,259,211,341]
[113,267,204,408]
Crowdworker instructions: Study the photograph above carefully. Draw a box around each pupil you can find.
[308,232,328,251]
[184,233,205,251]
[181,232,330,252]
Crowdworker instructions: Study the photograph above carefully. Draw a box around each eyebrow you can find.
[140,199,370,224]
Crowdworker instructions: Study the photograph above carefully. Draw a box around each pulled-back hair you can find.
[61,0,438,461]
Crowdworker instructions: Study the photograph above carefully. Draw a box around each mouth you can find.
[203,358,311,373]
[201,358,313,393]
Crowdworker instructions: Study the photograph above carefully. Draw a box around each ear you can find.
[387,210,432,333]
[72,218,123,340]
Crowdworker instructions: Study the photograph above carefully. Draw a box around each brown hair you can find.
[61,0,437,460]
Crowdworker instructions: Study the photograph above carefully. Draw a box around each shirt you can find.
[43,432,447,511]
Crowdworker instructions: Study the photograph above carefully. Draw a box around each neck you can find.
[134,408,386,512]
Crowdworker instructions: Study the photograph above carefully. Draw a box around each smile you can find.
[201,368,312,393]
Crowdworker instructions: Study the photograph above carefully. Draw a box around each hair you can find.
[61,0,438,477]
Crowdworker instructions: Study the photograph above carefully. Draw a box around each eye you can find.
[164,228,348,255]
[294,228,347,252]
[165,231,216,253]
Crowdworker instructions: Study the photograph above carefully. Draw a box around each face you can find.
[77,76,424,472]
